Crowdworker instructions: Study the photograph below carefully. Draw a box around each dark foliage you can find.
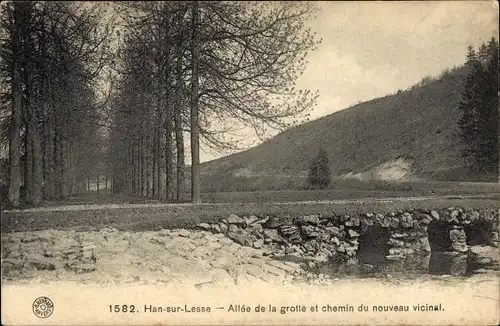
[308,148,331,189]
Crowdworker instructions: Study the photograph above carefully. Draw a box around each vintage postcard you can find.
[1,1,499,325]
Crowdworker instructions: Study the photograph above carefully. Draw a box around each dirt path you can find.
[4,193,498,213]
[1,228,304,287]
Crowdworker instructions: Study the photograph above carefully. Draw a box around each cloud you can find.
[201,1,499,162]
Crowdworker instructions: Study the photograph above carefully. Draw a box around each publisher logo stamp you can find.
[33,296,54,318]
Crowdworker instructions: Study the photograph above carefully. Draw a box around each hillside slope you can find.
[201,67,491,182]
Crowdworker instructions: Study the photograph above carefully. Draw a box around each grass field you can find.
[14,179,499,209]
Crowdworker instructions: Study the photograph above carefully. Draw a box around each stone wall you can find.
[197,207,499,265]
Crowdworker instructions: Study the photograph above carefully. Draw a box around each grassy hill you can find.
[200,66,498,189]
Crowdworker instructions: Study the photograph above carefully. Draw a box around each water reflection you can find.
[308,251,494,278]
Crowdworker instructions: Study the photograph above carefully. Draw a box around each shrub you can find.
[308,148,331,189]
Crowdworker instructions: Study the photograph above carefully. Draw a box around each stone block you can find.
[294,215,320,225]
[227,214,246,226]
[449,228,466,243]
[197,223,211,230]
[347,229,359,238]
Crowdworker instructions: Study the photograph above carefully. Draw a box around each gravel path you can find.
[3,194,498,213]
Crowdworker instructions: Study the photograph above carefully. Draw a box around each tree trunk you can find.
[156,127,161,198]
[31,117,43,205]
[42,112,55,199]
[24,126,33,203]
[190,1,201,204]
[8,34,22,207]
[53,125,62,198]
[165,119,174,200]
[146,129,152,197]
[174,28,185,202]
[142,136,147,196]
[152,126,157,198]
[60,138,67,198]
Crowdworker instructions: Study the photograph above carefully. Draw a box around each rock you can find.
[68,263,96,274]
[178,229,191,237]
[402,248,414,256]
[284,246,298,254]
[302,241,315,254]
[419,237,431,252]
[227,242,241,253]
[449,228,467,243]
[417,214,432,224]
[388,238,405,247]
[82,244,97,251]
[300,225,320,238]
[278,225,302,243]
[450,255,468,276]
[470,211,480,221]
[347,229,359,238]
[380,217,391,228]
[430,210,440,220]
[245,215,260,226]
[345,216,360,227]
[446,212,459,224]
[192,247,209,258]
[389,218,400,229]
[330,236,340,246]
[451,242,468,253]
[325,226,342,237]
[228,224,239,233]
[265,216,289,228]
[211,224,221,233]
[158,229,171,237]
[197,223,211,230]
[266,260,299,273]
[218,237,233,246]
[294,215,320,225]
[400,212,413,226]
[348,239,359,245]
[392,232,408,238]
[389,248,402,255]
[250,223,264,234]
[478,257,493,264]
[227,214,246,226]
[254,216,270,225]
[313,252,328,263]
[253,239,264,249]
[227,231,254,247]
[219,223,229,234]
[263,229,284,243]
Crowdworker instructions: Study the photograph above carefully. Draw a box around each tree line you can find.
[0,2,114,207]
[1,1,319,207]
[458,38,499,179]
[108,2,319,203]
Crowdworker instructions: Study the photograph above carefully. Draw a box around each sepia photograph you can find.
[1,1,499,325]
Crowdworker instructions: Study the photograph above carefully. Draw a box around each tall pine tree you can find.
[458,39,499,179]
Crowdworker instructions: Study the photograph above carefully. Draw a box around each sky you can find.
[199,0,499,163]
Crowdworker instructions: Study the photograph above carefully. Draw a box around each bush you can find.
[308,148,331,189]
